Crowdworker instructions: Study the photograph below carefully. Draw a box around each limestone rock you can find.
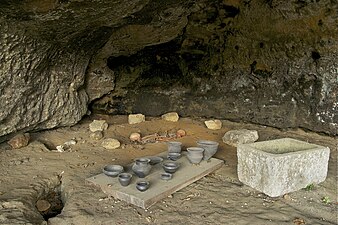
[204,120,222,130]
[222,129,258,147]
[89,120,108,132]
[128,114,145,124]
[237,138,330,197]
[161,112,179,122]
[90,131,103,140]
[102,138,121,149]
[7,133,30,149]
[36,200,51,212]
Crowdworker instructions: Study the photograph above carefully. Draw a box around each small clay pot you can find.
[103,165,124,177]
[167,141,182,153]
[167,152,181,161]
[161,172,173,181]
[162,162,180,173]
[118,173,132,186]
[197,140,219,160]
[136,181,150,192]
[187,147,204,164]
[132,158,152,178]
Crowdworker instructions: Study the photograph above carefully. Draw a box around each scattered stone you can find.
[64,139,77,146]
[90,131,103,140]
[161,112,179,122]
[55,145,65,152]
[89,120,108,132]
[176,129,186,138]
[283,194,291,201]
[204,120,222,130]
[129,132,141,142]
[36,200,51,212]
[102,138,121,149]
[7,133,30,149]
[128,114,145,124]
[222,129,259,146]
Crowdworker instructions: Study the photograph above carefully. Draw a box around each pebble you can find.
[102,138,121,149]
[7,133,30,149]
[161,112,179,122]
[222,129,259,147]
[204,120,222,130]
[36,200,51,212]
[89,120,108,132]
[90,131,103,140]
[128,114,145,124]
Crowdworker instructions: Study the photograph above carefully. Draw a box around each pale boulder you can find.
[102,138,121,149]
[161,112,179,122]
[89,120,108,132]
[204,120,222,130]
[128,114,145,124]
[222,129,259,147]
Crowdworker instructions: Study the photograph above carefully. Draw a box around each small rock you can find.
[204,120,222,130]
[129,132,141,142]
[176,129,186,138]
[222,129,259,147]
[128,114,145,124]
[64,140,77,146]
[7,133,30,149]
[90,131,103,140]
[161,112,179,122]
[36,200,51,212]
[89,120,108,132]
[283,194,291,201]
[102,138,121,149]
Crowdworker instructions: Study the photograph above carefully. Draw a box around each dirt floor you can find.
[0,115,337,225]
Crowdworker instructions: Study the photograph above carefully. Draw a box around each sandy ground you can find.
[0,115,337,225]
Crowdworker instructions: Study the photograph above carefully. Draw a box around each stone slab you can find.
[86,152,223,209]
[237,138,330,197]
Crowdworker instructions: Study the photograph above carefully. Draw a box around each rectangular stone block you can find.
[237,138,330,197]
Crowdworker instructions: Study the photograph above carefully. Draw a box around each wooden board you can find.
[86,152,223,209]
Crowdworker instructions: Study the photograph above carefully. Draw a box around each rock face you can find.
[1,0,337,139]
[92,0,338,135]
[0,0,192,140]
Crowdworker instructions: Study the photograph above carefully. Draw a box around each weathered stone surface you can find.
[128,114,145,124]
[90,131,104,140]
[204,120,222,130]
[102,138,121,149]
[237,138,330,197]
[161,112,179,122]
[222,129,259,147]
[0,0,193,141]
[7,133,30,149]
[89,120,108,132]
[92,0,338,135]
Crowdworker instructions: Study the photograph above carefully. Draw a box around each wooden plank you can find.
[86,151,223,209]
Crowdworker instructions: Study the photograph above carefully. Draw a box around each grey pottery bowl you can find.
[103,165,124,177]
[161,172,173,181]
[136,181,150,192]
[167,152,181,161]
[197,140,219,160]
[162,162,180,173]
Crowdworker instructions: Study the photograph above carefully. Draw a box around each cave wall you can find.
[0,0,193,141]
[0,0,337,140]
[92,0,338,135]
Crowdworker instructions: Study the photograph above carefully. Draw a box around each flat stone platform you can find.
[86,152,223,209]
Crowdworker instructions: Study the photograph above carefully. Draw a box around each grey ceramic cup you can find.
[118,173,132,186]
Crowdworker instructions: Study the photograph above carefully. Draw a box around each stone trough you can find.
[237,138,330,197]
